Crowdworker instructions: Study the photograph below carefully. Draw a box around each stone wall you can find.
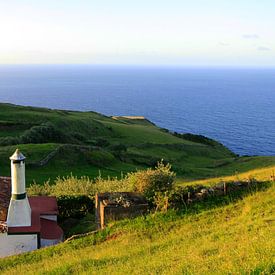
[95,192,148,229]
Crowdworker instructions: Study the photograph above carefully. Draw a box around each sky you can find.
[0,0,274,66]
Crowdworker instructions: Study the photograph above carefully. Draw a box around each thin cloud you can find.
[257,46,271,51]
[242,34,259,39]
[219,42,230,47]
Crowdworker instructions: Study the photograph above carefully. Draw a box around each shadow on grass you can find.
[183,181,273,215]
[117,181,273,231]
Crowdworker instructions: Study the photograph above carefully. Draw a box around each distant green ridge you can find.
[0,103,274,184]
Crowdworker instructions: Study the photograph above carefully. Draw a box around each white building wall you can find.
[0,233,38,258]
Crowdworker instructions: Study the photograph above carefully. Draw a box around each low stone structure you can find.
[95,192,148,229]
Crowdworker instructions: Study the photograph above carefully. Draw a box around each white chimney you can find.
[7,149,31,227]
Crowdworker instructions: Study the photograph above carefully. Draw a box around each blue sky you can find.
[0,0,274,66]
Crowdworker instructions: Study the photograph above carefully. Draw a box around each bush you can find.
[57,195,94,220]
[168,185,195,208]
[47,175,95,197]
[0,136,20,146]
[27,173,134,199]
[127,160,176,204]
[20,122,67,144]
[154,191,170,213]
[95,138,110,147]
[28,161,176,215]
[0,122,68,145]
[84,150,115,167]
[28,181,52,196]
[71,132,87,142]
[109,143,127,152]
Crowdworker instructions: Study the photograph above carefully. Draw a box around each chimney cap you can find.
[10,149,26,161]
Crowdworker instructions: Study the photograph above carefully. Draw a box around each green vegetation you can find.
[1,103,274,273]
[0,103,274,184]
[0,182,274,274]
[27,162,274,238]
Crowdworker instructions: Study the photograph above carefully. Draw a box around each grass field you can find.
[0,182,274,274]
[0,103,274,273]
[1,103,274,184]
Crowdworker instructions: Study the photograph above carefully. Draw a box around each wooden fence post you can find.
[223,182,227,195]
[100,202,105,229]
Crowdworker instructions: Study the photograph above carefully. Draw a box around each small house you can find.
[0,149,63,258]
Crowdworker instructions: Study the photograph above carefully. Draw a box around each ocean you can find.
[0,65,274,156]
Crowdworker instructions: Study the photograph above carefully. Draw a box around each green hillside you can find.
[0,103,274,184]
[0,103,274,273]
[0,182,274,274]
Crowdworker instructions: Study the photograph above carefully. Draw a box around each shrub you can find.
[84,150,115,167]
[0,136,20,146]
[71,132,87,142]
[109,143,127,152]
[27,173,134,199]
[28,180,52,196]
[28,161,176,215]
[168,185,195,208]
[20,122,67,144]
[49,175,95,197]
[93,175,134,194]
[153,191,170,213]
[127,160,176,203]
[28,180,95,221]
[57,195,94,220]
[0,122,69,145]
[95,138,110,147]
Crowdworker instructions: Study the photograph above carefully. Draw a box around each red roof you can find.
[0,178,62,239]
[0,177,11,222]
[40,218,63,240]
[29,196,59,215]
[8,196,63,240]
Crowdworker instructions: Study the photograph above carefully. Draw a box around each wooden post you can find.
[223,182,227,195]
[100,202,105,229]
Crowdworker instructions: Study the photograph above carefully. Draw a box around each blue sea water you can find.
[0,65,274,156]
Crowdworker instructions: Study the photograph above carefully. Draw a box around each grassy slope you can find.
[1,103,274,273]
[0,183,274,274]
[1,103,274,184]
[180,165,275,187]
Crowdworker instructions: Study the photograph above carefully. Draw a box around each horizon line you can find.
[0,63,275,69]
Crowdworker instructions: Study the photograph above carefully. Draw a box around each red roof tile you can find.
[29,196,59,215]
[40,218,63,240]
[0,177,11,222]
